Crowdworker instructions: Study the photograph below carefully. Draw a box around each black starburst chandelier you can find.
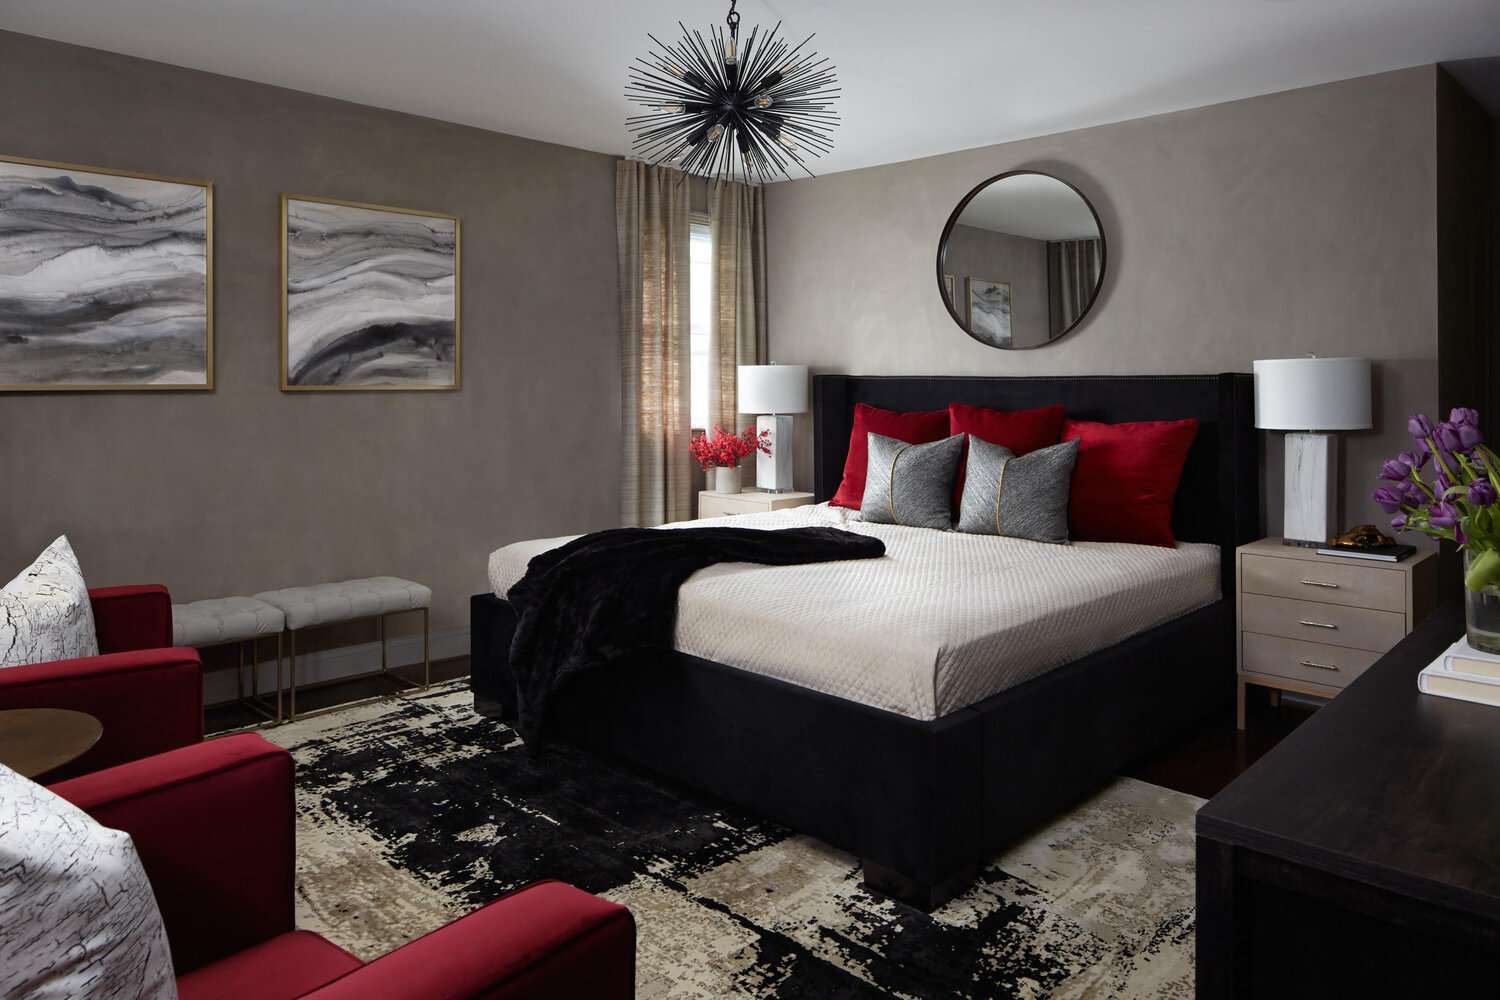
[625,0,840,184]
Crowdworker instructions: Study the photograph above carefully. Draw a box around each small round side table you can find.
[0,709,103,780]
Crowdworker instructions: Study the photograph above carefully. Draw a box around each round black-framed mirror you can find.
[937,170,1106,350]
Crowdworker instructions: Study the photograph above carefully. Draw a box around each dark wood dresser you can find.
[1196,603,1500,998]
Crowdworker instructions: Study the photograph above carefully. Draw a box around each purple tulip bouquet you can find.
[1373,408,1500,597]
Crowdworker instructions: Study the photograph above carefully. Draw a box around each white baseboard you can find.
[204,627,470,707]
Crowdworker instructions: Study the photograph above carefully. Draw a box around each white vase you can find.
[714,465,742,494]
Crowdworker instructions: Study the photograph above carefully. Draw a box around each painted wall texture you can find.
[0,30,621,634]
[766,67,1445,537]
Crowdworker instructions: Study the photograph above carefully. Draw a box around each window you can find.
[689,217,712,431]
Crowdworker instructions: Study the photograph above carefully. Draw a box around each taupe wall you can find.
[1435,69,1498,591]
[0,30,621,635]
[766,67,1443,537]
[941,226,1050,348]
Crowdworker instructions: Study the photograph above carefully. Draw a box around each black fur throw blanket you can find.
[506,526,886,741]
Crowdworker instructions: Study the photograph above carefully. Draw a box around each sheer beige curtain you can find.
[706,179,769,433]
[617,160,693,527]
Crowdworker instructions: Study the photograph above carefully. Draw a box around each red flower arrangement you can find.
[689,425,772,470]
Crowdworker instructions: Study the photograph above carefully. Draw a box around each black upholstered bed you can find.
[470,373,1258,908]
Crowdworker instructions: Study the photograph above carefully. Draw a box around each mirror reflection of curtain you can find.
[1047,238,1104,335]
[617,160,694,527]
[707,178,768,433]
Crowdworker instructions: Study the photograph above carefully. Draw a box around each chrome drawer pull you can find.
[1299,659,1340,671]
[1299,579,1340,589]
[1298,619,1338,630]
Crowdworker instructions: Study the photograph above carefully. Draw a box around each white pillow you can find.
[0,763,178,999]
[1,535,99,669]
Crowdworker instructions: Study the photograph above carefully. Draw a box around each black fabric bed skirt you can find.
[472,591,1232,906]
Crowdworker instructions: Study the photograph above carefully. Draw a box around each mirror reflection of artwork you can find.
[282,195,459,391]
[967,278,1012,348]
[0,156,212,391]
[938,171,1104,350]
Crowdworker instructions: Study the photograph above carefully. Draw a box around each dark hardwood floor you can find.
[1126,687,1316,800]
[205,656,470,734]
[212,658,1313,802]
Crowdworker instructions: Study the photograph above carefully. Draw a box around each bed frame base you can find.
[472,591,1233,911]
[863,861,980,912]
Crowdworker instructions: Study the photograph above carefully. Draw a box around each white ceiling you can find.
[4,0,1499,179]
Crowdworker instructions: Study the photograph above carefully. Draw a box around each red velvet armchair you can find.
[0,584,202,778]
[51,734,636,999]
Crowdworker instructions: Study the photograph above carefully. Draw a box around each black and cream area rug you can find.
[264,682,1200,999]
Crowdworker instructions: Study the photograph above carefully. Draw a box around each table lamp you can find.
[1253,356,1372,547]
[737,364,808,493]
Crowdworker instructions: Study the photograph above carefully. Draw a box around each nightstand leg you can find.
[1236,677,1247,731]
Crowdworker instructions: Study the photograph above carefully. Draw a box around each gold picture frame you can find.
[0,153,214,392]
[280,193,461,392]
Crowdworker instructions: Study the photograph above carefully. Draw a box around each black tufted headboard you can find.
[811,373,1260,595]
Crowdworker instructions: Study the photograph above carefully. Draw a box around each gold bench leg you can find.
[276,631,284,724]
[422,607,430,689]
[379,614,388,674]
[289,629,297,722]
[237,641,245,701]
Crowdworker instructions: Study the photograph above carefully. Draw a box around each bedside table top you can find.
[1238,536,1436,572]
[699,488,815,501]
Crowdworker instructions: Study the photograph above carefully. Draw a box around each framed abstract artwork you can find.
[0,154,213,391]
[281,194,460,391]
[967,277,1013,349]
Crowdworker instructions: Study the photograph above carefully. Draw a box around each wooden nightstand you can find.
[698,488,815,519]
[1235,538,1437,728]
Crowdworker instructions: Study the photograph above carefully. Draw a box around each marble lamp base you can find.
[755,414,795,493]
[1283,431,1338,547]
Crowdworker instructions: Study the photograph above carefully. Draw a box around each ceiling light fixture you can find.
[624,0,840,184]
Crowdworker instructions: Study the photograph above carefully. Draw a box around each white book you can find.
[1418,654,1500,707]
[1440,637,1500,680]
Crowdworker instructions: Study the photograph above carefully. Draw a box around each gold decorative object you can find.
[1330,524,1396,549]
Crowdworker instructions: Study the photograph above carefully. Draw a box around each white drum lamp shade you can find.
[738,365,809,415]
[1253,357,1372,546]
[1253,357,1372,431]
[737,365,808,493]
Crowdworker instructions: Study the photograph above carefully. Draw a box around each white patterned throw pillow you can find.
[1,536,99,669]
[0,763,178,1000]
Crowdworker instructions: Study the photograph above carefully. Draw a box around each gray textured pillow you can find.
[1,536,98,669]
[0,763,178,1000]
[957,437,1079,543]
[860,433,964,529]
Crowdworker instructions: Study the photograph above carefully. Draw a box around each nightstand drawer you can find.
[1241,552,1406,613]
[699,494,764,517]
[1240,594,1406,652]
[698,489,815,519]
[1241,632,1381,689]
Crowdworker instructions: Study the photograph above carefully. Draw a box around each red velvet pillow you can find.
[830,403,950,509]
[948,403,1067,454]
[948,403,1067,505]
[1062,418,1199,547]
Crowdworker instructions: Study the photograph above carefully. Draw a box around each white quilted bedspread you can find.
[487,504,1220,721]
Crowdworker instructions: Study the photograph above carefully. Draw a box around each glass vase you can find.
[1464,548,1500,654]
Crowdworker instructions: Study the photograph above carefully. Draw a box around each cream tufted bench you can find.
[253,577,432,721]
[172,597,286,722]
